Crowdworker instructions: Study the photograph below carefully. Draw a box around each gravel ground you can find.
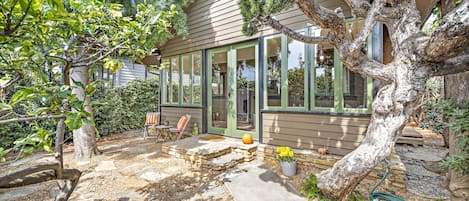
[64,133,233,201]
[395,129,451,200]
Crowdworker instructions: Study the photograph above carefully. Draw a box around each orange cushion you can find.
[177,116,188,131]
[145,113,159,125]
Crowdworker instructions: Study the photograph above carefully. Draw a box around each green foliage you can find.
[92,78,159,136]
[439,100,469,175]
[419,101,444,134]
[1,0,188,160]
[301,174,365,201]
[238,0,293,36]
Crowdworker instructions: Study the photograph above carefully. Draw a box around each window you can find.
[171,57,179,103]
[264,33,308,110]
[287,36,306,107]
[314,43,335,108]
[263,20,372,113]
[266,36,282,107]
[162,51,203,106]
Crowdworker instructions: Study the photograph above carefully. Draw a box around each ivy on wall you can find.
[93,77,159,136]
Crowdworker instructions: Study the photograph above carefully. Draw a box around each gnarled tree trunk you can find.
[70,65,100,159]
[241,0,469,199]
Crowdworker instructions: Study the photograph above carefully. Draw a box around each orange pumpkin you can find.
[242,133,253,144]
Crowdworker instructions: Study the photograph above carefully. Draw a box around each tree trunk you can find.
[317,57,428,200]
[316,85,409,200]
[70,65,99,159]
[444,71,469,200]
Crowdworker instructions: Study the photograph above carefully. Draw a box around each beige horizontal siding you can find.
[161,107,203,135]
[161,0,351,56]
[262,113,370,156]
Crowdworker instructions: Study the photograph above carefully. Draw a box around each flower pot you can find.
[280,160,296,177]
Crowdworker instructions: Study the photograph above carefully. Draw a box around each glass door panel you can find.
[211,51,228,129]
[236,46,256,131]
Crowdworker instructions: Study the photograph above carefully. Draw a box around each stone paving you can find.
[64,134,233,201]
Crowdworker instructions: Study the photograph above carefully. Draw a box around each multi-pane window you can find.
[264,21,372,113]
[264,33,308,110]
[162,51,202,106]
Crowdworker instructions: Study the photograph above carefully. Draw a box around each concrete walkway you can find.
[223,163,306,201]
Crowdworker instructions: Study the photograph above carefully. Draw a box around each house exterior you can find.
[158,0,433,156]
[93,57,159,88]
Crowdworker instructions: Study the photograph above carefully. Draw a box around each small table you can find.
[155,125,172,142]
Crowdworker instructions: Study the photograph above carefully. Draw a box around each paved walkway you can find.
[223,163,306,201]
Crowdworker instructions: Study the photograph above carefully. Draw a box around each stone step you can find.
[206,152,245,171]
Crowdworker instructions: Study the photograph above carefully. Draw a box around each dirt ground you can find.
[63,133,233,201]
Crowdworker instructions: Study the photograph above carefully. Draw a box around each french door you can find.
[207,42,259,138]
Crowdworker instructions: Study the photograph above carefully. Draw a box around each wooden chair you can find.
[169,114,191,141]
[143,112,160,139]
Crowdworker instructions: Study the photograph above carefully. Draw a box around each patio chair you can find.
[169,114,191,141]
[143,112,160,139]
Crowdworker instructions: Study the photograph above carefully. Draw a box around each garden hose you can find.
[369,168,405,201]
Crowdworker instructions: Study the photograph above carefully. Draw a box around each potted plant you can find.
[276,146,296,176]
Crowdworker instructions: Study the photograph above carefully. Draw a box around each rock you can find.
[95,161,117,171]
[139,171,170,181]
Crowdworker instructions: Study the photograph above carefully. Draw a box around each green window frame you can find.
[162,51,202,106]
[263,29,309,111]
[263,21,373,114]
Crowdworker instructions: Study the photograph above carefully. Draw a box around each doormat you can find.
[199,135,225,142]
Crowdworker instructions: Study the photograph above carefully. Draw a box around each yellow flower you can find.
[288,151,294,157]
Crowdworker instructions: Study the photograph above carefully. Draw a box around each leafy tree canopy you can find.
[0,0,189,159]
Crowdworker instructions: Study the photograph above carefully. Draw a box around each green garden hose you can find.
[369,169,405,201]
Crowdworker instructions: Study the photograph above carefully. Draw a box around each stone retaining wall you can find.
[257,144,406,191]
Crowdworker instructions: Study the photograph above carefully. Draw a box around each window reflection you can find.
[287,37,305,107]
[182,55,191,104]
[315,45,334,108]
[193,53,202,104]
[266,37,281,107]
[171,58,179,103]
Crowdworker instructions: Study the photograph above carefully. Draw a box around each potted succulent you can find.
[276,146,296,176]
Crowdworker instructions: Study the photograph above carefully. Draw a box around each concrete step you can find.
[206,152,245,171]
[397,136,424,147]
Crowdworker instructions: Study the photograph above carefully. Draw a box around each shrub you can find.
[439,100,469,175]
[93,77,159,136]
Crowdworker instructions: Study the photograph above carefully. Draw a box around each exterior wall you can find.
[161,106,203,135]
[262,112,370,155]
[114,57,147,87]
[160,0,352,56]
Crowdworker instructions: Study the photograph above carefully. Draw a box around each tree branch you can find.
[71,41,128,67]
[257,16,332,44]
[344,0,371,18]
[294,0,345,29]
[420,1,469,62]
[0,114,66,125]
[432,54,469,76]
[338,48,393,82]
[349,0,386,52]
[64,35,79,61]
[0,0,32,37]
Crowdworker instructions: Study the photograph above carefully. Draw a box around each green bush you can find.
[93,77,159,136]
[301,174,365,201]
[439,100,469,175]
